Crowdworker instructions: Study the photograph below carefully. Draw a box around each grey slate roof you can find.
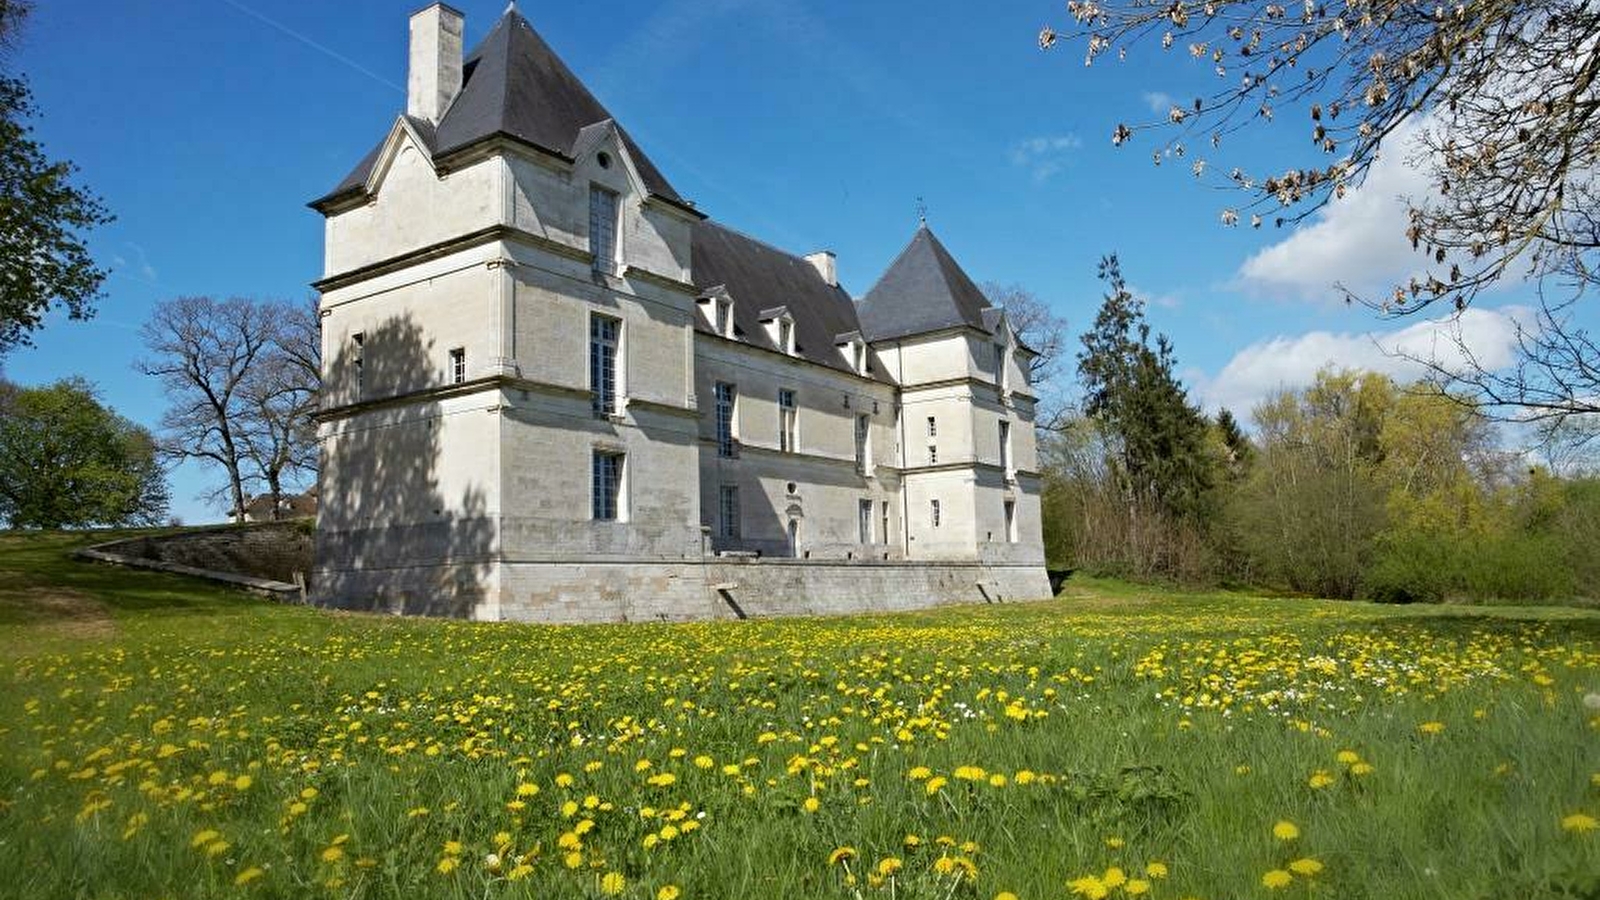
[855,225,995,342]
[313,8,687,211]
[691,221,887,381]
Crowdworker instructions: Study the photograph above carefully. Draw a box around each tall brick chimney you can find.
[407,4,464,124]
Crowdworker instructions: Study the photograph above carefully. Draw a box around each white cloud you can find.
[1010,134,1083,182]
[1236,120,1435,302]
[1141,91,1174,114]
[1194,306,1531,416]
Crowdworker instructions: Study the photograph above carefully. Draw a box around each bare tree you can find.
[1042,1,1599,417]
[982,281,1071,429]
[236,297,321,519]
[138,296,275,522]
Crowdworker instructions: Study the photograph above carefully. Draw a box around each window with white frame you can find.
[853,341,867,374]
[719,485,740,539]
[994,343,1007,389]
[858,498,873,544]
[449,347,466,385]
[590,313,620,416]
[778,318,793,353]
[592,450,624,521]
[930,499,942,528]
[714,382,737,458]
[999,420,1012,472]
[778,388,797,453]
[1004,499,1017,543]
[589,185,619,272]
[716,300,733,338]
[880,500,890,546]
[854,413,870,472]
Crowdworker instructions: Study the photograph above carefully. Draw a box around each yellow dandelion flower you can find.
[1104,836,1125,849]
[443,840,463,856]
[555,773,575,787]
[1068,875,1109,899]
[191,829,221,849]
[1418,721,1446,735]
[1262,870,1293,889]
[1273,820,1300,841]
[908,766,932,780]
[516,782,539,797]
[802,797,820,813]
[828,846,856,866]
[1289,858,1323,876]
[996,894,1020,900]
[234,867,264,886]
[877,857,903,876]
[1126,879,1151,896]
[563,851,583,869]
[206,840,230,858]
[1102,866,1127,888]
[1145,861,1168,879]
[694,755,714,769]
[658,887,681,900]
[1562,812,1598,832]
[1351,762,1375,776]
[1336,750,1360,765]
[1308,770,1336,789]
[925,776,948,795]
[232,774,253,791]
[436,857,459,875]
[600,872,626,895]
[320,846,344,864]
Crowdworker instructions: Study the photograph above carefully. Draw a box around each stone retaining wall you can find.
[96,522,314,586]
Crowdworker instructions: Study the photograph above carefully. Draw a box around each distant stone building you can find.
[234,491,317,523]
[308,4,1050,621]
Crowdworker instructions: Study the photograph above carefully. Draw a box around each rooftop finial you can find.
[916,196,927,226]
[505,0,517,12]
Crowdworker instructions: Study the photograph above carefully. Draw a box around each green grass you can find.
[2,532,1598,900]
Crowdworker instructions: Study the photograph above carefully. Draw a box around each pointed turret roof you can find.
[855,226,994,342]
[313,7,689,212]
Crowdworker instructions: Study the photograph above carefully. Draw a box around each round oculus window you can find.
[596,151,612,169]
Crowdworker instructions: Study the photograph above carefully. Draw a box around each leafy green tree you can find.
[0,378,168,528]
[1238,370,1392,599]
[0,1,113,355]
[1077,254,1215,524]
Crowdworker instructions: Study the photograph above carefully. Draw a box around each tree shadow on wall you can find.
[316,315,495,618]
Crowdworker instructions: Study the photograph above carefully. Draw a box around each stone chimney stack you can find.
[805,250,838,287]
[407,4,465,124]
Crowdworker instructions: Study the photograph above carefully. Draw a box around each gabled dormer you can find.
[835,331,869,376]
[697,286,737,339]
[760,307,796,355]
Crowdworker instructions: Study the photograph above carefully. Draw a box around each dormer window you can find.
[762,309,795,354]
[589,185,619,274]
[717,300,734,338]
[778,318,794,354]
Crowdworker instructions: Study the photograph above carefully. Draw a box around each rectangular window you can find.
[592,450,624,521]
[589,186,619,272]
[853,342,867,373]
[716,300,733,337]
[928,444,938,465]
[927,416,937,437]
[778,389,797,453]
[590,314,620,416]
[778,319,793,353]
[714,382,737,458]
[719,485,740,539]
[352,332,365,398]
[999,420,1011,472]
[858,498,873,544]
[881,500,890,546]
[994,344,1007,388]
[854,413,870,473]
[930,499,941,528]
[449,347,466,385]
[1004,499,1018,543]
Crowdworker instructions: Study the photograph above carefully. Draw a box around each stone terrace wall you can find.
[113,521,315,585]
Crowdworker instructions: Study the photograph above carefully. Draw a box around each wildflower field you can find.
[2,533,1598,900]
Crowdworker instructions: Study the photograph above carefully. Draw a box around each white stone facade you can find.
[309,4,1049,621]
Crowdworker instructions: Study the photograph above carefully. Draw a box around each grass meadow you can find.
[1,531,1598,899]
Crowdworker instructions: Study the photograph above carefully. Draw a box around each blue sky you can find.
[4,0,1551,523]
